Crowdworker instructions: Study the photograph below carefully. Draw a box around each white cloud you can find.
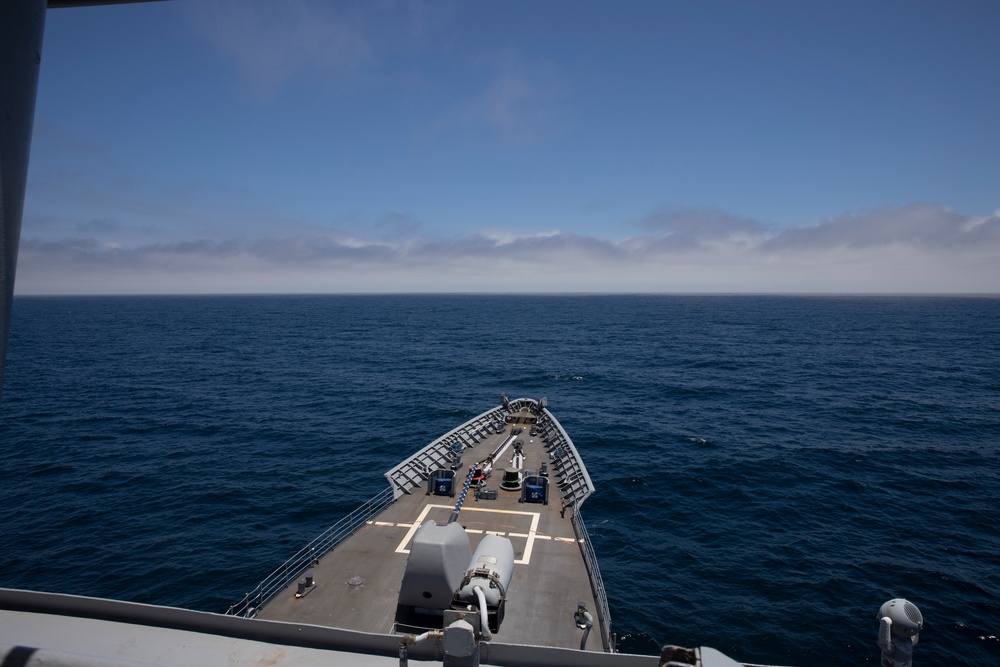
[762,204,996,251]
[183,0,371,93]
[481,229,562,245]
[14,203,1000,295]
[445,51,568,144]
[640,207,769,240]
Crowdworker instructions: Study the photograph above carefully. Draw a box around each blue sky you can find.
[18,0,1000,294]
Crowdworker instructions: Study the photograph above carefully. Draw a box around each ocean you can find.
[1,294,997,666]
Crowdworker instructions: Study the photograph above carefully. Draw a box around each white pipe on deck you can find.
[473,586,492,641]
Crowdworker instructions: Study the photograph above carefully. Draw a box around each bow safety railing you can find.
[573,508,614,652]
[226,487,395,618]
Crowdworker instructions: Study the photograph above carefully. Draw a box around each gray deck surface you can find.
[257,416,605,652]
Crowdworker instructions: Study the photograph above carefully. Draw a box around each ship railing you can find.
[541,407,595,508]
[573,508,614,653]
[226,486,395,618]
[384,404,512,498]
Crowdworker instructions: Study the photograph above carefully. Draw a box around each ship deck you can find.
[255,403,606,652]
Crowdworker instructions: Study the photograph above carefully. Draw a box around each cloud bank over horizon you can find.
[16,203,999,295]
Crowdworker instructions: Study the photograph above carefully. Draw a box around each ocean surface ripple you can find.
[1,295,998,666]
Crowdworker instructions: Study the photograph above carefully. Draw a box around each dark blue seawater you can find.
[1,295,998,666]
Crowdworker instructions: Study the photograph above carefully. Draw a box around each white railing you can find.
[573,509,614,652]
[385,405,508,498]
[226,487,395,617]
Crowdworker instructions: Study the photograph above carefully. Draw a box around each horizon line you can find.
[12,291,1000,299]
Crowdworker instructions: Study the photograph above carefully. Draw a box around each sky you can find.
[16,0,1000,294]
